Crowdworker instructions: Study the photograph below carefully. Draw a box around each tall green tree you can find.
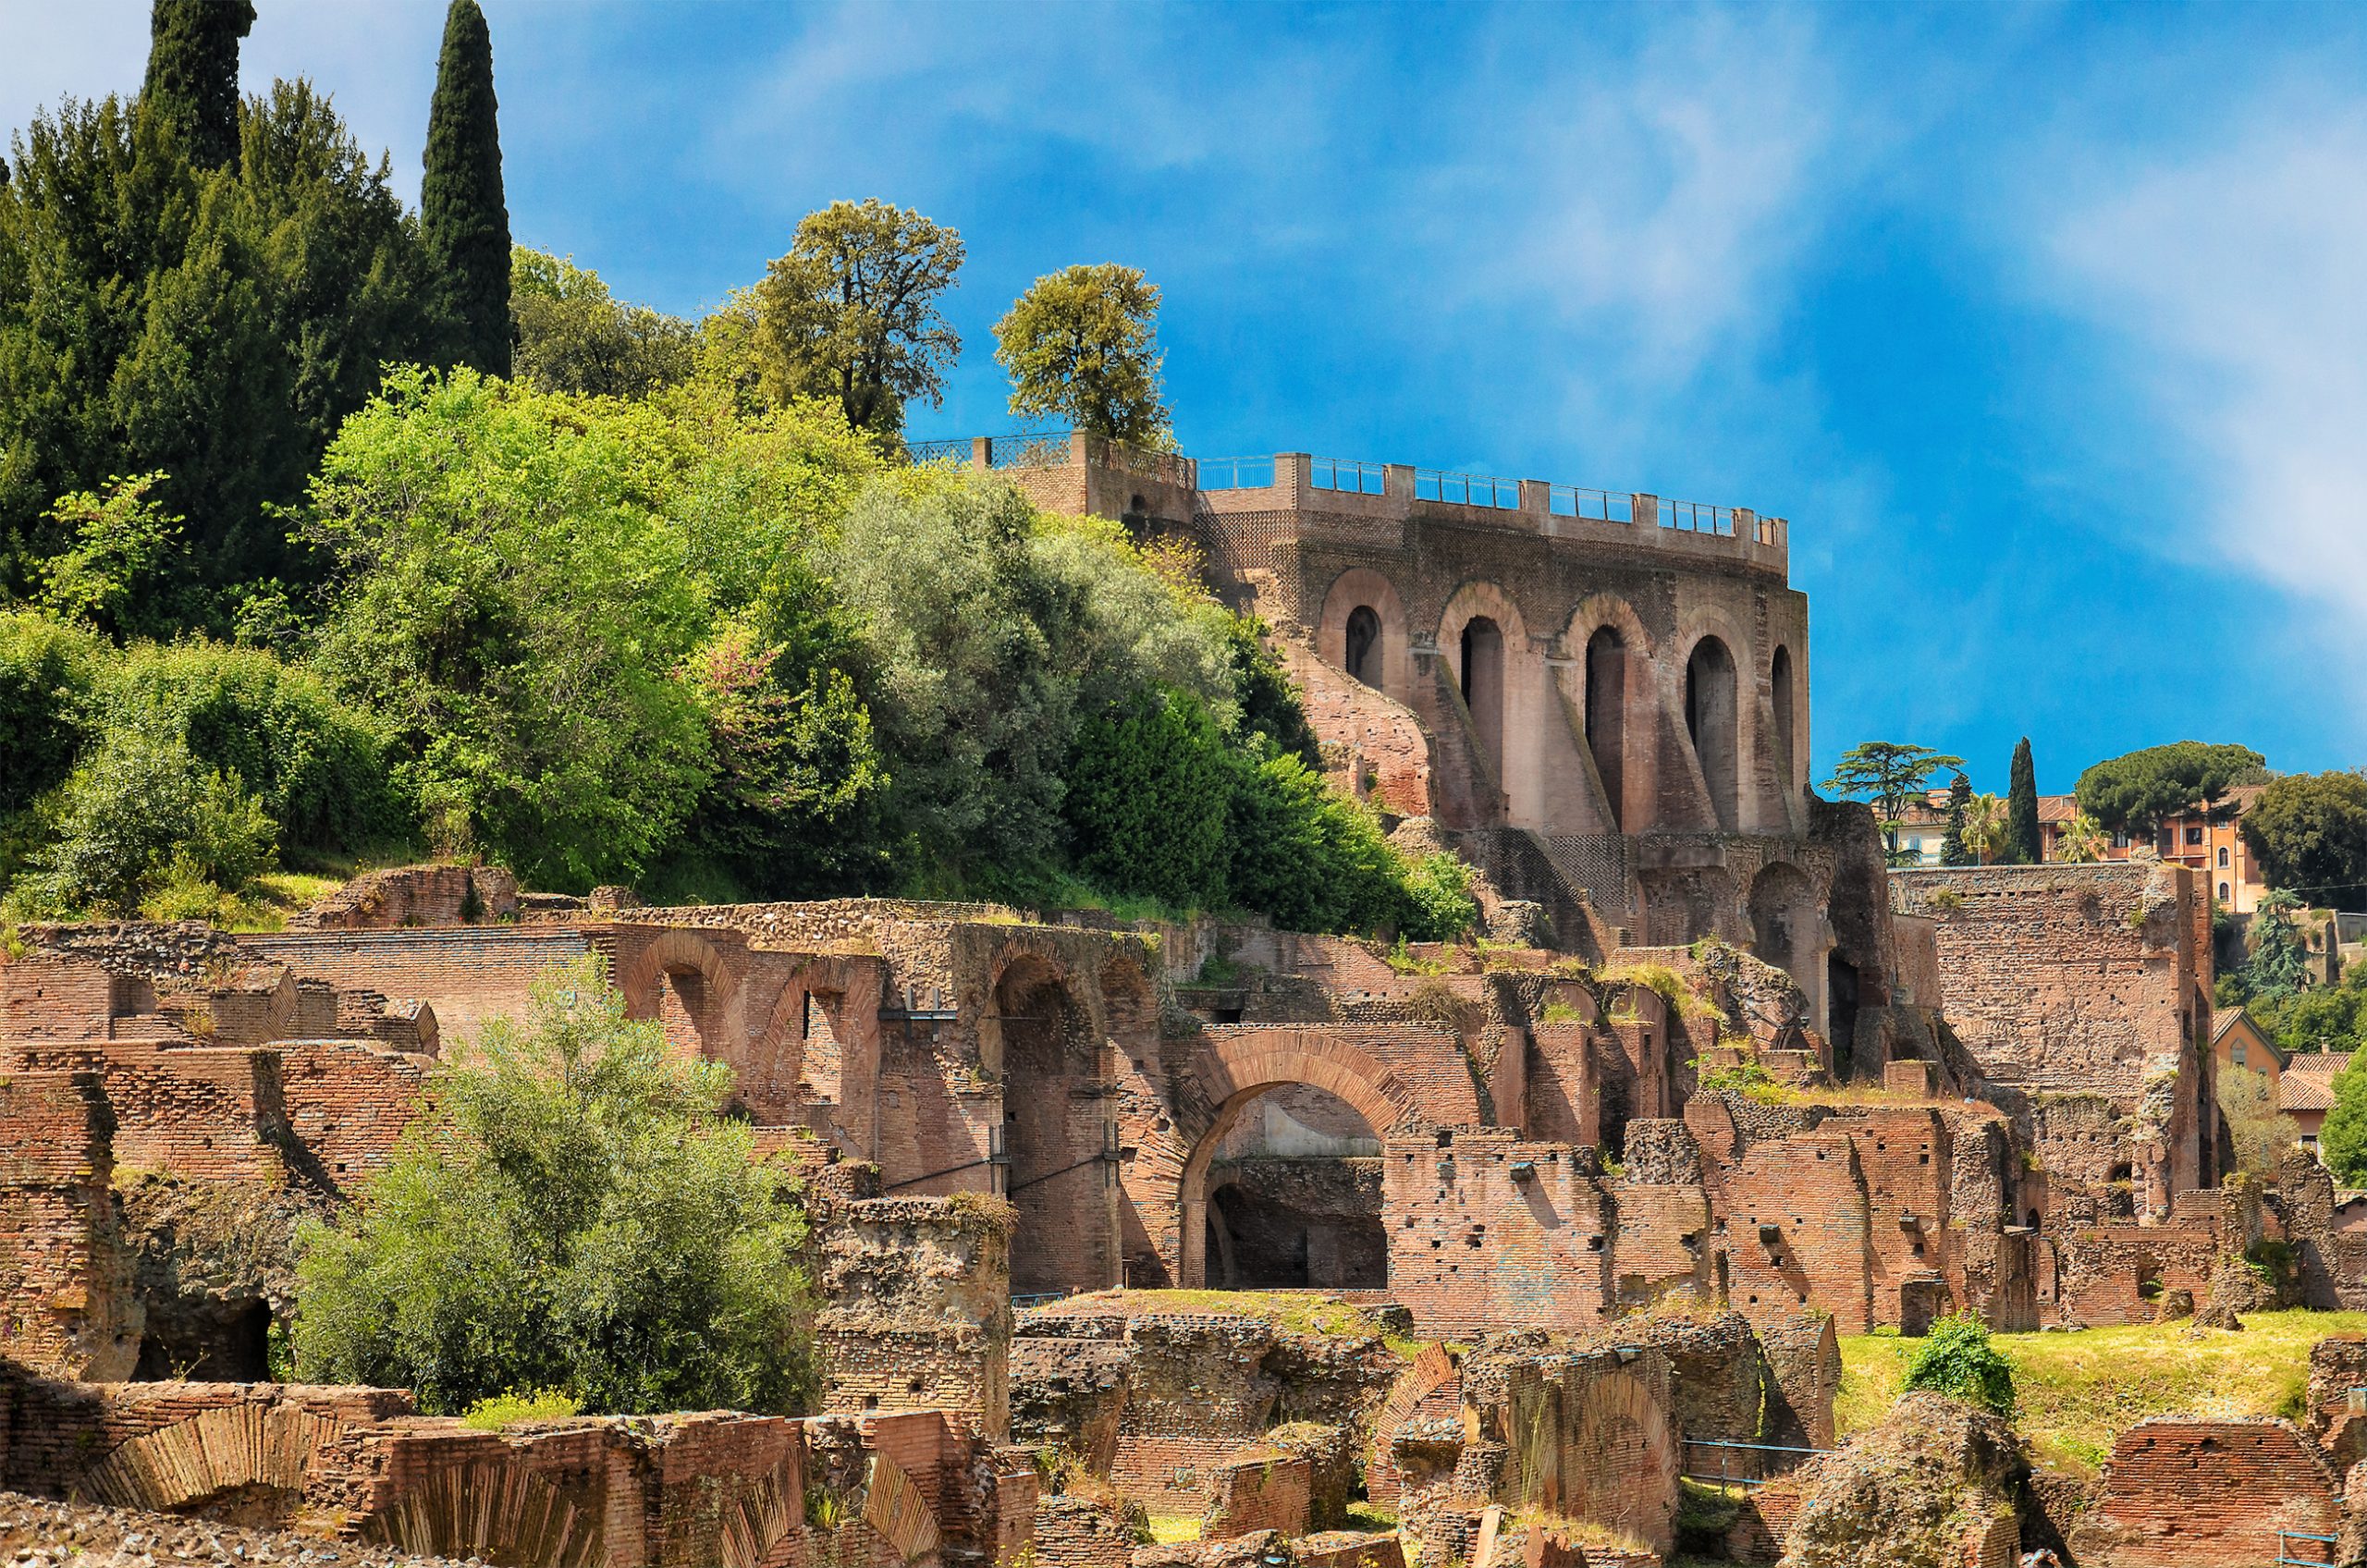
[2075,741,2266,834]
[753,200,963,435]
[2007,736,2042,864]
[1940,771,1971,866]
[2321,1044,2367,1186]
[2242,771,2367,908]
[993,263,1172,447]
[141,0,255,169]
[421,0,511,377]
[511,248,697,398]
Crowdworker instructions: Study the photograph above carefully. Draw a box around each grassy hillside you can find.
[1839,1309,2367,1476]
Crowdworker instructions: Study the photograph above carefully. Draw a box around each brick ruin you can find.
[6,434,2359,1565]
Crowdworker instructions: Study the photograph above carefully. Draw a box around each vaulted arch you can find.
[1318,568,1412,701]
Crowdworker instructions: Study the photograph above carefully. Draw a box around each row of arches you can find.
[1320,570,1801,836]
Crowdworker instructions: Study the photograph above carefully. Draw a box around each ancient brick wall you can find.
[1202,1447,1311,1538]
[2071,1418,2340,1566]
[1031,1494,1137,1568]
[2054,1218,2223,1328]
[0,1072,141,1380]
[817,1195,1013,1439]
[1718,1133,1872,1331]
[289,864,518,930]
[273,1037,433,1190]
[1890,863,2207,1100]
[239,927,591,1049]
[7,1041,289,1183]
[1752,1312,1840,1452]
[1461,1343,1682,1560]
[1380,1130,1615,1336]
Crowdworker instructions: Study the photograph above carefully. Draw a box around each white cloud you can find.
[2048,112,2367,619]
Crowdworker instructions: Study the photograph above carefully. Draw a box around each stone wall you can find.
[816,1194,1014,1439]
[1380,1131,1614,1337]
[289,865,518,930]
[1201,1447,1310,1539]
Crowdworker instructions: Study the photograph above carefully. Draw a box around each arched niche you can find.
[990,952,1110,1292]
[1770,645,1797,794]
[1747,861,1825,1028]
[1317,568,1411,702]
[1439,582,1530,820]
[1685,635,1740,831]
[1563,595,1656,834]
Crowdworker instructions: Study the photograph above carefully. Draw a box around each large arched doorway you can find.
[1461,615,1506,780]
[992,957,1110,1292]
[1686,636,1739,830]
[1204,1084,1386,1289]
[1770,645,1797,796]
[1584,626,1626,828]
[619,930,734,1067]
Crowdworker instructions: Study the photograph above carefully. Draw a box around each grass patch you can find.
[460,1388,582,1430]
[1146,1515,1202,1544]
[1343,1501,1398,1533]
[1052,1288,1404,1345]
[1838,1309,2367,1477]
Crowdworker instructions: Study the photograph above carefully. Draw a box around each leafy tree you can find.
[141,0,255,170]
[291,962,821,1416]
[1940,771,1970,866]
[1065,685,1231,912]
[34,474,182,640]
[2320,1045,2367,1186]
[1958,791,2011,866]
[11,729,276,917]
[2055,811,2109,864]
[2252,965,2367,1058]
[2007,736,2042,864]
[2242,772,2367,908]
[1899,1312,2015,1416]
[753,200,963,435]
[511,248,697,398]
[2075,741,2267,834]
[1226,615,1322,769]
[1821,741,1964,859]
[422,0,511,376]
[993,263,1172,447]
[304,369,715,888]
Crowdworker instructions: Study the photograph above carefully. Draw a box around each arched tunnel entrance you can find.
[993,957,1112,1293]
[1203,1084,1387,1290]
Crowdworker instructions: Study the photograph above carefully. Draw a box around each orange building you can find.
[2040,784,2269,912]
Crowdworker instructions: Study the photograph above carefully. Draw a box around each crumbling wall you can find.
[2069,1418,2340,1567]
[290,865,518,930]
[0,1071,142,1380]
[1456,1341,1683,1562]
[1380,1131,1614,1337]
[816,1194,1014,1439]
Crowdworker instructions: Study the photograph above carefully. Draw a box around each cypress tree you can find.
[421,0,512,376]
[2008,737,2042,864]
[1941,771,1971,866]
[141,0,255,170]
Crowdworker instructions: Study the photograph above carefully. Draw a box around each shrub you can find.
[1400,851,1481,942]
[0,610,102,817]
[1065,686,1232,913]
[1900,1312,2015,1415]
[14,730,276,916]
[100,639,405,855]
[290,960,821,1416]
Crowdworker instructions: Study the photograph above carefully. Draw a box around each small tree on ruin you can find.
[291,959,821,1416]
[1822,741,1964,865]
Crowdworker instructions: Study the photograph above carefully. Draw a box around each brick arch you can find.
[85,1403,342,1518]
[747,956,873,1129]
[1439,581,1531,822]
[364,1459,607,1567]
[615,933,733,1070]
[989,945,1115,1292]
[1673,602,1764,830]
[1318,567,1412,702]
[1173,1027,1430,1288]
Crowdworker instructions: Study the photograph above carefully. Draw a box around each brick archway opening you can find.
[1203,1083,1387,1291]
[994,955,1109,1292]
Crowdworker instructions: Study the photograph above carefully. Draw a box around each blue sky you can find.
[10,1,2366,795]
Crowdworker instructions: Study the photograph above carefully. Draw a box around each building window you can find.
[2112,828,2130,849]
[2218,846,2230,867]
[2233,1042,2246,1067]
[2186,826,2204,846]
[2220,881,2231,901]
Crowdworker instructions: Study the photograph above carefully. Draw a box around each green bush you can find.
[0,611,102,817]
[1066,686,1232,912]
[290,961,821,1416]
[460,1388,583,1430]
[14,729,276,916]
[1900,1311,2016,1415]
[101,639,405,855]
[1399,851,1482,942]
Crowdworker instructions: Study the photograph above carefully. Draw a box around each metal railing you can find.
[987,432,1073,470]
[1309,456,1387,495]
[903,437,973,466]
[1660,497,1738,535]
[2277,1531,2338,1568]
[1548,484,1634,524]
[1680,1438,1828,1488]
[1200,455,1278,490]
[1416,467,1521,509]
